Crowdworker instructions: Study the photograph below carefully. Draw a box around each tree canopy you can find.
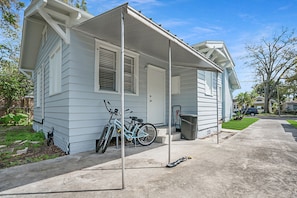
[0,0,32,113]
[62,0,87,11]
[0,62,33,111]
[0,0,25,27]
[245,28,297,113]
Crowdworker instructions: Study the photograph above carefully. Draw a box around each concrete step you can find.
[155,126,181,144]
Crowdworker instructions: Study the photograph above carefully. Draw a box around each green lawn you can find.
[0,126,64,169]
[222,117,259,130]
[287,120,297,128]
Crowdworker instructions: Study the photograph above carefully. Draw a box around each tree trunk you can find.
[264,84,270,113]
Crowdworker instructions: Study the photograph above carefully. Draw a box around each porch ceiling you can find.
[73,4,222,72]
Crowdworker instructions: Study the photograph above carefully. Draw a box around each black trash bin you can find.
[180,114,197,140]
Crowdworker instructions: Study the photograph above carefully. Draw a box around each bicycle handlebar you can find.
[103,100,132,116]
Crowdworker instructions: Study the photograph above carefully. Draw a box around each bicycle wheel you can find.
[137,123,157,146]
[101,126,114,153]
[96,126,108,153]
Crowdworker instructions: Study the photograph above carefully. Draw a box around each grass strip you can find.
[287,120,297,128]
[222,117,259,130]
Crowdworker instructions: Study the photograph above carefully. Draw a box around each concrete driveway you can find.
[1,118,297,197]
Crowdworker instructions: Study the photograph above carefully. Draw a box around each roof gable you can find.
[19,0,93,72]
[193,41,240,90]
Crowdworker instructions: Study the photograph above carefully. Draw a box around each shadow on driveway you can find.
[281,123,297,142]
[0,142,164,192]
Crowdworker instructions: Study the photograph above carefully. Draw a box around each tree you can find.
[0,62,33,112]
[62,0,88,11]
[245,28,297,113]
[0,0,25,27]
[235,91,258,119]
[0,0,25,64]
[0,1,31,112]
[285,64,297,100]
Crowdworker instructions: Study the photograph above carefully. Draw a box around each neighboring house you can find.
[254,96,265,113]
[19,1,223,154]
[283,101,297,112]
[193,41,240,137]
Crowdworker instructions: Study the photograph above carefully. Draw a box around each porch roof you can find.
[73,3,222,72]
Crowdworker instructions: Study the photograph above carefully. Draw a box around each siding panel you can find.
[197,70,222,137]
[33,26,70,152]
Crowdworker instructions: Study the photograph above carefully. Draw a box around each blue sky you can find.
[23,0,297,96]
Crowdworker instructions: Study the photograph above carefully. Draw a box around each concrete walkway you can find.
[1,118,297,197]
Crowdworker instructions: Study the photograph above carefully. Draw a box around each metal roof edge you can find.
[125,6,222,72]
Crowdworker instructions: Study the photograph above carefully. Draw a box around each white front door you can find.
[147,65,165,125]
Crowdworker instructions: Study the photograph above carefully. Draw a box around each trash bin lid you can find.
[180,114,197,117]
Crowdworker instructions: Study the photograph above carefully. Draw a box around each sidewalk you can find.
[1,119,297,197]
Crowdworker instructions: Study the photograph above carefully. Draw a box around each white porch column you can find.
[120,8,126,189]
[168,40,172,163]
[216,71,219,144]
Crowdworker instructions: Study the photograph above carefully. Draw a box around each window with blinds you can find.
[99,48,117,91]
[95,39,139,95]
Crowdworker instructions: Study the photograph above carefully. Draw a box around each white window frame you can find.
[205,71,213,96]
[95,39,139,95]
[49,40,62,96]
[36,68,42,107]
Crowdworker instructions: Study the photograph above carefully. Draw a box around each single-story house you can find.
[254,96,265,113]
[19,0,230,154]
[283,100,297,112]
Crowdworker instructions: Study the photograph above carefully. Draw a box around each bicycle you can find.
[96,100,157,153]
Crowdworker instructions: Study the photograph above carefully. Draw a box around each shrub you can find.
[0,113,30,126]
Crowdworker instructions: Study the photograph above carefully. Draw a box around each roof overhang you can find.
[73,4,222,72]
[19,0,93,72]
[193,40,240,90]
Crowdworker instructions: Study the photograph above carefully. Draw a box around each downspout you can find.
[42,63,45,121]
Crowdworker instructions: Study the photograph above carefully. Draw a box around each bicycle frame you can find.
[97,100,157,153]
[103,100,149,143]
[112,118,149,142]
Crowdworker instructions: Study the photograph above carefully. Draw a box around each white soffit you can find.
[73,4,222,72]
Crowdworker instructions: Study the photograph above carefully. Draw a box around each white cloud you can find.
[278,4,292,11]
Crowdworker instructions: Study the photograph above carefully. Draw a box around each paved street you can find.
[1,118,297,197]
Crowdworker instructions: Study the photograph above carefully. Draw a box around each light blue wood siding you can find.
[197,70,222,138]
[33,26,71,152]
[33,27,222,154]
[172,68,198,114]
[68,31,174,154]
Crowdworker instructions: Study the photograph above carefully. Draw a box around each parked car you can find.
[242,107,259,116]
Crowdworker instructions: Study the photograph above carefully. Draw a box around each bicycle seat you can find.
[130,116,138,121]
[137,119,143,123]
